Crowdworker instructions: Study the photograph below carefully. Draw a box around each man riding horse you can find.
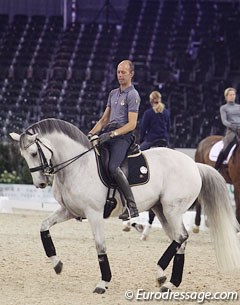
[88,60,140,221]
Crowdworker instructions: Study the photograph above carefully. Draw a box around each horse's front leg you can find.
[40,207,74,274]
[87,211,111,294]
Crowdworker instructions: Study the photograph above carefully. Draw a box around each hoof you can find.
[192,226,199,234]
[122,226,131,232]
[54,261,63,274]
[141,234,147,241]
[156,276,167,287]
[93,287,106,294]
[160,286,171,293]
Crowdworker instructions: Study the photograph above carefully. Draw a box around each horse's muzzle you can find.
[39,183,47,189]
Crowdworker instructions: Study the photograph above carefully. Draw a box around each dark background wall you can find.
[75,0,127,23]
[0,0,62,19]
[0,0,128,23]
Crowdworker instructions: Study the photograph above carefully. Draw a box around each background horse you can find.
[193,135,240,232]
[10,119,240,294]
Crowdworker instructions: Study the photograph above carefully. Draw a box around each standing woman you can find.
[139,91,170,240]
[140,91,170,151]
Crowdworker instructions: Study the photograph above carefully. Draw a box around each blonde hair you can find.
[224,87,236,99]
[150,91,165,113]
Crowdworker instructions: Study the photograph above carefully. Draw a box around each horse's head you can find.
[10,132,53,188]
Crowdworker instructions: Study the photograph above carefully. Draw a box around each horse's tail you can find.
[197,163,240,271]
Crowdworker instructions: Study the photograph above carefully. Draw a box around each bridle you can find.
[29,139,54,174]
[25,136,94,175]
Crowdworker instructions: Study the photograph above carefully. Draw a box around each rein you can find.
[47,146,94,174]
[28,137,94,175]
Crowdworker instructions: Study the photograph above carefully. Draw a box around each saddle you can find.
[151,138,168,148]
[97,142,149,187]
[93,141,149,218]
[209,140,237,163]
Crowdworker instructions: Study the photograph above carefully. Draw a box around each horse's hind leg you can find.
[153,205,188,291]
[152,204,172,286]
[40,207,74,274]
[158,223,188,292]
[168,238,186,291]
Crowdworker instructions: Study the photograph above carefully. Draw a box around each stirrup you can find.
[119,207,139,221]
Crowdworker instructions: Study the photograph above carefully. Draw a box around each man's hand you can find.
[99,132,111,145]
[88,134,99,146]
[230,124,239,131]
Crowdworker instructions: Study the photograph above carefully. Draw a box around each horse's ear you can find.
[9,132,20,142]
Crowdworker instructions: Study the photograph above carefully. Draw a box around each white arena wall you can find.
[0,148,235,231]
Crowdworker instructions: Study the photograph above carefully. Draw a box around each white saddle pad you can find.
[209,140,236,163]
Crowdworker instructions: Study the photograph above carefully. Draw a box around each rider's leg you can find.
[108,138,139,221]
[215,130,236,171]
[112,167,139,220]
[214,149,226,170]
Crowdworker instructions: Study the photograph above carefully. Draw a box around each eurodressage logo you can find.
[124,289,239,302]
[120,100,125,106]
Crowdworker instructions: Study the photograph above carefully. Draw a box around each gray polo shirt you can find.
[107,85,140,127]
[220,102,240,129]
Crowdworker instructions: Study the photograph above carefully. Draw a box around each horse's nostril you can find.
[39,183,46,189]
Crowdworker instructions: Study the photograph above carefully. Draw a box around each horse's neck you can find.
[47,133,90,162]
[49,133,104,199]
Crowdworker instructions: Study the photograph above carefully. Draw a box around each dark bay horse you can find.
[193,135,240,232]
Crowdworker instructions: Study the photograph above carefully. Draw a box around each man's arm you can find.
[112,112,138,136]
[89,107,111,135]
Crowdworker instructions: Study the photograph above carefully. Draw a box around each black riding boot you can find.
[112,167,139,221]
[215,150,225,171]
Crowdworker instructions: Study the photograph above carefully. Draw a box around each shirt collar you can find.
[119,85,134,94]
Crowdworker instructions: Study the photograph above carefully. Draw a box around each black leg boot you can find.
[112,167,139,221]
[214,150,226,171]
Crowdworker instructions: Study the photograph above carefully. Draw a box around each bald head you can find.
[118,60,134,74]
[117,60,134,89]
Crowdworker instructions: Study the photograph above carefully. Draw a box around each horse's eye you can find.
[31,152,37,157]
